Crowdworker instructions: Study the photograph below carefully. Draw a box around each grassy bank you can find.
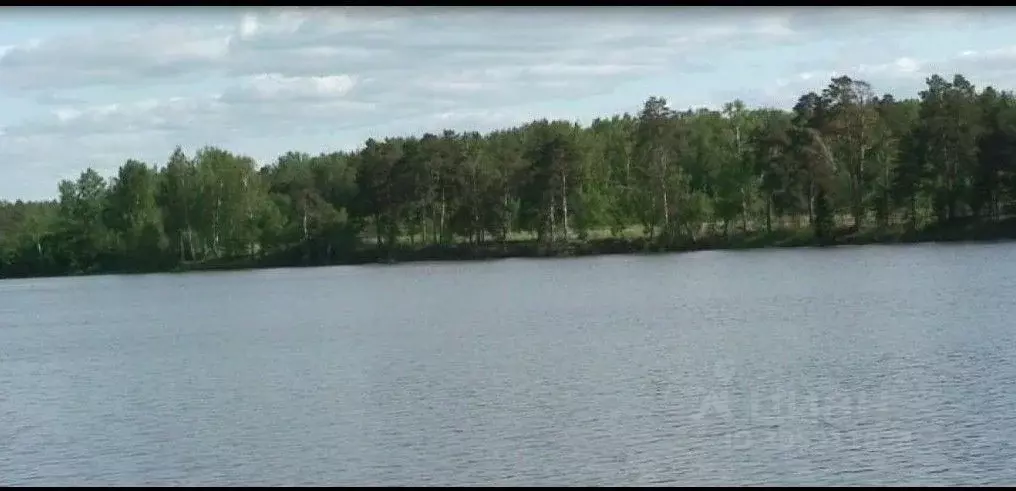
[167,217,1016,275]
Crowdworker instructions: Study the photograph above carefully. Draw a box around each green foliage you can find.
[3,72,1016,278]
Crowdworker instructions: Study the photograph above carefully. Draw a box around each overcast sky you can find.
[1,7,1015,201]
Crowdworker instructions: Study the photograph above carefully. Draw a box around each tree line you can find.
[3,73,1016,278]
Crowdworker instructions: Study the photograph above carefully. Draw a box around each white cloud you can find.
[895,57,922,74]
[797,71,837,82]
[758,46,1016,111]
[239,13,260,39]
[222,73,359,103]
[951,45,1016,74]
[2,7,1015,200]
[1,8,799,125]
[8,79,385,143]
[0,23,232,90]
[0,8,794,94]
[753,15,795,37]
[856,57,925,79]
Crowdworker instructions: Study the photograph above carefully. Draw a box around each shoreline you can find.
[7,218,1016,280]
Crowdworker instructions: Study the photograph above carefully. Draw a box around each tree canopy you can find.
[4,73,1016,278]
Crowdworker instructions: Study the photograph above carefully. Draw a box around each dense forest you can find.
[3,73,1016,279]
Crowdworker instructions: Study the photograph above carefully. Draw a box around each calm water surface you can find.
[2,243,1016,485]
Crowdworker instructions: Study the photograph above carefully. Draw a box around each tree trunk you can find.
[910,195,918,231]
[883,159,891,229]
[660,185,669,239]
[184,227,195,262]
[561,172,569,241]
[765,196,773,234]
[386,218,397,255]
[502,190,510,245]
[439,194,446,244]
[302,208,308,241]
[741,196,748,233]
[807,183,815,226]
[549,202,556,244]
[854,146,866,231]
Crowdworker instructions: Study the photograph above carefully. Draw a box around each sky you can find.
[2,7,1016,202]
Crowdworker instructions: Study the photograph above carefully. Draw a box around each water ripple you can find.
[2,243,1016,485]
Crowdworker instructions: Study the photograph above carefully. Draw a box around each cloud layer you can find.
[1,7,1016,200]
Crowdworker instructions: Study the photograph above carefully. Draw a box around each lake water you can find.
[2,243,1016,485]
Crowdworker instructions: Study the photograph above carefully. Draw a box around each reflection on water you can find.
[2,243,1016,485]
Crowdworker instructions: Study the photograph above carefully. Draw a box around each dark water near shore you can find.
[2,243,1015,485]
